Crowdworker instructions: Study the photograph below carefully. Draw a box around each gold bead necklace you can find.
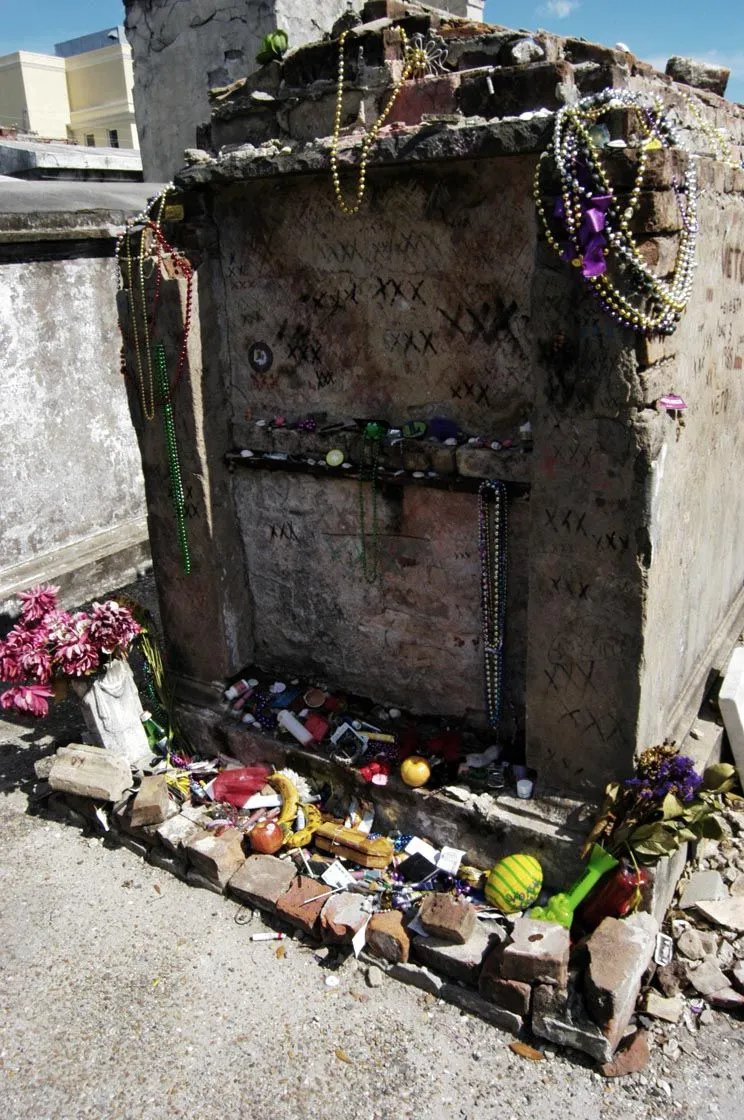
[330,28,429,216]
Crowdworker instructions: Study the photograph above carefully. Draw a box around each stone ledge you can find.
[175,699,594,887]
[177,114,554,188]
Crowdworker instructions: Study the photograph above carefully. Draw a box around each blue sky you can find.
[484,0,743,104]
[0,0,741,103]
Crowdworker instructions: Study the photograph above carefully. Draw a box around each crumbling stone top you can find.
[176,0,743,189]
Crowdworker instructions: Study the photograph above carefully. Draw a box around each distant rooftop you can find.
[54,26,126,58]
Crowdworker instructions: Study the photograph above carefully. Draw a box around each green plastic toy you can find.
[530,844,619,928]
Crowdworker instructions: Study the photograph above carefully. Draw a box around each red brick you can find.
[274,876,332,936]
[418,893,477,944]
[366,911,410,964]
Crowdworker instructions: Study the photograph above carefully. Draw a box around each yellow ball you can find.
[484,854,543,914]
[400,755,431,788]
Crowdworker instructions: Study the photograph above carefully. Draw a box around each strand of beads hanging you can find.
[534,88,698,335]
[154,343,192,576]
[330,27,430,216]
[479,480,507,728]
[358,421,385,583]
[116,184,194,419]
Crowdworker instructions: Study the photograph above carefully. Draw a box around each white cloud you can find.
[541,0,580,18]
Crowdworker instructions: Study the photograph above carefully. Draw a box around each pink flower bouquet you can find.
[0,584,141,718]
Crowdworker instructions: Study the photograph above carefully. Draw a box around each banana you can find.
[285,802,322,848]
[268,771,300,827]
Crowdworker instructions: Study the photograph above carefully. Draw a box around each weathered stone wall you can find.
[525,152,744,795]
[122,10,744,798]
[216,159,534,720]
[636,161,744,750]
[0,183,153,611]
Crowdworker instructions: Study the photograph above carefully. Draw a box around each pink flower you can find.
[17,584,59,624]
[0,629,40,681]
[19,647,53,683]
[88,600,141,657]
[1,684,54,717]
[53,621,100,677]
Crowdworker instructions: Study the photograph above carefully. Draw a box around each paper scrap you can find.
[405,836,440,864]
[352,916,371,958]
[437,846,466,876]
[322,861,355,890]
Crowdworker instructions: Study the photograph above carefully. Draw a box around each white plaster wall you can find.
[0,256,145,576]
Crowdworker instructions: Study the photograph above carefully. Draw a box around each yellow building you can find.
[0,52,69,138]
[0,27,138,150]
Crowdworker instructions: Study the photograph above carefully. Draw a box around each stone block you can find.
[694,896,744,931]
[720,646,744,779]
[320,891,371,943]
[584,913,658,1051]
[666,56,729,96]
[366,911,410,964]
[228,854,297,912]
[418,893,477,944]
[679,869,727,909]
[112,799,160,847]
[157,812,205,853]
[130,774,173,828]
[440,983,522,1034]
[457,61,576,118]
[644,992,685,1023]
[147,847,188,880]
[634,190,684,235]
[181,803,212,825]
[389,961,443,996]
[187,869,225,895]
[499,917,570,987]
[48,744,132,803]
[532,981,614,1063]
[677,927,719,960]
[34,755,55,780]
[478,974,531,1016]
[600,1030,650,1078]
[388,72,461,127]
[275,876,331,936]
[411,921,499,985]
[455,446,503,478]
[186,828,246,889]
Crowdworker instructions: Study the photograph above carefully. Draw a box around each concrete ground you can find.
[1,579,744,1119]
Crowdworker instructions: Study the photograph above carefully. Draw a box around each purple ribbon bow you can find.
[555,193,612,278]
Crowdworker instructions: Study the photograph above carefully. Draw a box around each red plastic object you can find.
[425,731,462,762]
[573,860,649,938]
[305,713,330,742]
[211,766,270,808]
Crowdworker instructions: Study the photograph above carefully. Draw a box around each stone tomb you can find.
[119,10,744,807]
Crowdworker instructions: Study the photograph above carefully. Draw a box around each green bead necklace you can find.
[154,343,192,575]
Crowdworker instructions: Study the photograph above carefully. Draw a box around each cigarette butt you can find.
[250,931,286,942]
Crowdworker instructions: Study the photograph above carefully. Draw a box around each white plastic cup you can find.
[516,779,534,799]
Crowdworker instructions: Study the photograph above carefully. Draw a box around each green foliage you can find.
[256,29,289,65]
[582,750,738,867]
